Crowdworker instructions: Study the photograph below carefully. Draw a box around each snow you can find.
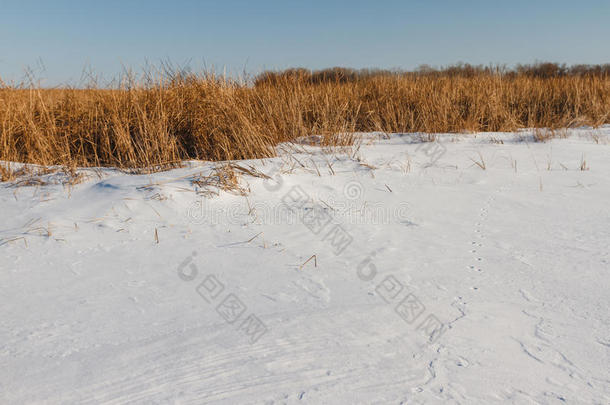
[1,128,609,404]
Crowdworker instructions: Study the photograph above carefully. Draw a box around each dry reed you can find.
[1,64,608,174]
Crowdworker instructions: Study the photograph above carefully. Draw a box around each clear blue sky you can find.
[1,0,609,85]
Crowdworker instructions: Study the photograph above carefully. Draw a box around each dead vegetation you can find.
[0,63,608,174]
[533,128,570,142]
[579,155,589,171]
[190,162,272,196]
[470,152,487,170]
[0,162,92,188]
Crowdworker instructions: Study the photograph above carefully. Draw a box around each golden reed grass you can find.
[1,64,608,173]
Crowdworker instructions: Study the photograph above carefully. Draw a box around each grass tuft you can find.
[1,63,608,174]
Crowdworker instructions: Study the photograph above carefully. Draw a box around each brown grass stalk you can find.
[1,64,608,173]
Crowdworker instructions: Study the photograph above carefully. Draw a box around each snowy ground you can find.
[1,128,609,404]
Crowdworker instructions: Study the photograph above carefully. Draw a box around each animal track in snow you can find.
[468,182,513,275]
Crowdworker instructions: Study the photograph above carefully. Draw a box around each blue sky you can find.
[1,0,609,85]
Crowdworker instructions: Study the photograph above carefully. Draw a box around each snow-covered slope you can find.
[1,128,609,404]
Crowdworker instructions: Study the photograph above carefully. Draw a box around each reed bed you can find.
[1,64,608,173]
